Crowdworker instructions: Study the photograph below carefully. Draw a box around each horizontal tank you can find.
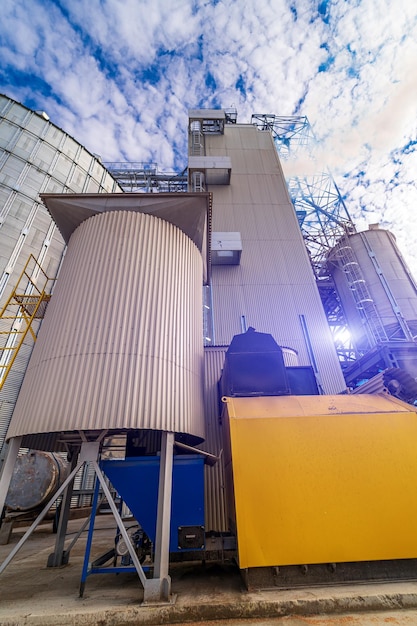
[5,451,68,511]
[327,226,417,350]
[7,194,210,448]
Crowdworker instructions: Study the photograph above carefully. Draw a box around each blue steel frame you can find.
[79,455,205,593]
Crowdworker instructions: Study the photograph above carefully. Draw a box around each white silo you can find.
[6,193,209,450]
[327,225,417,352]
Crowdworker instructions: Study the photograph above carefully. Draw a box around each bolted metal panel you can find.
[7,211,205,445]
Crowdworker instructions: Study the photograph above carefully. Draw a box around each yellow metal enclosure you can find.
[223,394,417,569]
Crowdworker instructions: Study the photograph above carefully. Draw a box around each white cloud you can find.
[1,0,417,276]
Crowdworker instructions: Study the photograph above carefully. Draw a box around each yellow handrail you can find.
[0,255,55,391]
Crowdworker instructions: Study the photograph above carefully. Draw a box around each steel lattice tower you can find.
[251,114,356,276]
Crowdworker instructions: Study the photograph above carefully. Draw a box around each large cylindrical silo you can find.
[6,206,205,447]
[0,94,122,453]
[327,226,417,350]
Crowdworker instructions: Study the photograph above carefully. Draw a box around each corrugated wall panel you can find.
[202,346,228,531]
[7,211,205,445]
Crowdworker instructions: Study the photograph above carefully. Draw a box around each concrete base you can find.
[2,516,417,625]
[143,576,171,604]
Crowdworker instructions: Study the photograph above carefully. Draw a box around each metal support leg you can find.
[0,437,22,523]
[79,473,100,597]
[92,460,148,589]
[47,450,79,567]
[144,431,174,603]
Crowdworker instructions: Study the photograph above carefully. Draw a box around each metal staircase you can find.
[0,255,54,391]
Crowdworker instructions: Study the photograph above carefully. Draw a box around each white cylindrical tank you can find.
[0,95,121,452]
[327,226,417,350]
[7,210,205,446]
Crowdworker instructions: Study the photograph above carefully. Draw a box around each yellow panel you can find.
[225,395,417,569]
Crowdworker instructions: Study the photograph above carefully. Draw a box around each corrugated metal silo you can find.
[0,94,122,453]
[6,193,209,449]
[327,226,417,351]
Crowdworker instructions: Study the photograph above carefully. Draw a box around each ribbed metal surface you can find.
[201,343,297,532]
[329,228,417,347]
[203,124,345,394]
[0,95,121,455]
[7,211,205,445]
[202,346,228,531]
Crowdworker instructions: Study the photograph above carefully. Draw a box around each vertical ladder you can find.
[0,255,54,391]
[190,121,205,156]
[335,236,388,346]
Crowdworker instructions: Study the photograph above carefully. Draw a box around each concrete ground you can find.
[1,515,417,625]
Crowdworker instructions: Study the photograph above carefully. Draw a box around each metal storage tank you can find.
[5,450,68,511]
[327,225,417,351]
[6,193,209,449]
[0,94,122,454]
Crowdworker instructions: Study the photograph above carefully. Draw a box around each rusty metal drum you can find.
[5,451,69,511]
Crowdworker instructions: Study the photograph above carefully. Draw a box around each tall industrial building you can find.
[2,100,417,600]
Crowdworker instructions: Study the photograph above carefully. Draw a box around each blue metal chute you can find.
[101,455,205,552]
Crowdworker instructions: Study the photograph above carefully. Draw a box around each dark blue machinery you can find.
[80,455,205,595]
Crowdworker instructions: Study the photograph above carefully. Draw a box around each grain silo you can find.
[0,94,122,455]
[326,224,417,386]
[1,191,210,602]
[6,193,208,450]
[327,225,417,349]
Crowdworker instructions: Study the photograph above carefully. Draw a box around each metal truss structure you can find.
[104,162,187,193]
[251,114,356,275]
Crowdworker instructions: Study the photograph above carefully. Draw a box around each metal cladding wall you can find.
[6,210,205,447]
[202,346,228,531]
[328,227,417,349]
[0,94,121,452]
[204,123,345,394]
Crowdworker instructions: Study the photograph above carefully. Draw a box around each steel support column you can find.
[144,430,174,603]
[47,449,79,567]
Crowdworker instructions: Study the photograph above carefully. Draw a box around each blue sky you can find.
[2,0,417,275]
